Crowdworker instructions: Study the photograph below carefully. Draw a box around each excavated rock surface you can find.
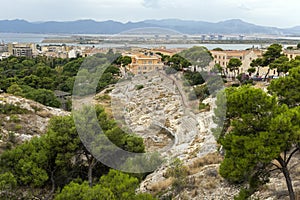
[109,72,300,200]
[0,93,69,152]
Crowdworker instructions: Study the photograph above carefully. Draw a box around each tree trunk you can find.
[277,157,295,200]
[256,66,260,76]
[45,170,56,200]
[88,157,96,187]
[283,165,295,200]
[264,68,270,81]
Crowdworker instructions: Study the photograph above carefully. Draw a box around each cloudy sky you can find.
[1,0,300,28]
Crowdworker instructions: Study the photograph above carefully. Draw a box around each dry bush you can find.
[294,164,300,175]
[202,179,218,190]
[37,110,52,118]
[191,189,198,198]
[149,177,173,194]
[295,191,300,200]
[188,152,223,175]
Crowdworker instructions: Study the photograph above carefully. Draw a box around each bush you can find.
[194,85,210,101]
[183,71,205,86]
[136,85,144,90]
[0,103,29,114]
[165,159,189,194]
[199,102,210,111]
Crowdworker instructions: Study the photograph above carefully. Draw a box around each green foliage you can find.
[7,84,23,96]
[115,55,132,66]
[136,85,144,90]
[167,54,191,71]
[0,103,29,114]
[234,188,251,200]
[211,63,223,74]
[227,58,242,77]
[23,86,61,107]
[0,52,121,108]
[262,44,283,66]
[99,169,139,199]
[0,172,17,190]
[217,85,300,199]
[183,71,205,86]
[269,55,289,73]
[55,170,156,200]
[165,159,188,194]
[0,136,49,187]
[9,115,20,123]
[0,105,148,198]
[0,172,18,199]
[179,46,212,68]
[250,44,284,79]
[193,84,210,101]
[55,181,116,200]
[247,67,256,75]
[199,102,209,111]
[250,58,263,68]
[268,66,300,107]
[213,47,223,51]
[155,52,170,63]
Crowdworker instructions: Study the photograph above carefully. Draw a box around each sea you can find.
[0,32,286,50]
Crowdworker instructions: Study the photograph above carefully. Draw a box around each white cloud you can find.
[142,0,160,8]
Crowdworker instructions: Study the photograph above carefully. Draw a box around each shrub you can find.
[199,102,210,111]
[136,85,144,90]
[0,103,29,114]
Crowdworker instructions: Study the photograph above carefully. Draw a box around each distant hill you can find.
[283,26,300,35]
[144,19,283,35]
[0,19,298,35]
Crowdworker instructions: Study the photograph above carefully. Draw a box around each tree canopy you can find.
[217,85,300,199]
[268,66,300,108]
[0,53,121,108]
[0,105,149,199]
[227,58,242,77]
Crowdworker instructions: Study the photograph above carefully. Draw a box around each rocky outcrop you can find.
[109,71,230,198]
[109,71,300,200]
[111,72,217,156]
[0,93,70,151]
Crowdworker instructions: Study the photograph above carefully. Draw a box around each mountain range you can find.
[0,19,300,35]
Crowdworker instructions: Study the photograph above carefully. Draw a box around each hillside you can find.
[0,93,69,152]
[108,71,300,200]
[0,18,297,35]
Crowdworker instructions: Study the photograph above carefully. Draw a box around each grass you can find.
[149,178,173,195]
[188,152,223,175]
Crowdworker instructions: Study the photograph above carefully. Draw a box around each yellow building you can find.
[126,52,164,74]
[284,50,300,60]
[210,49,265,76]
[8,43,35,58]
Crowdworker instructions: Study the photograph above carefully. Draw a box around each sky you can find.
[1,0,300,28]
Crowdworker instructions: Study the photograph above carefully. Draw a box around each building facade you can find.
[125,52,164,74]
[8,43,35,58]
[12,47,33,57]
[210,49,265,76]
[284,50,300,60]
